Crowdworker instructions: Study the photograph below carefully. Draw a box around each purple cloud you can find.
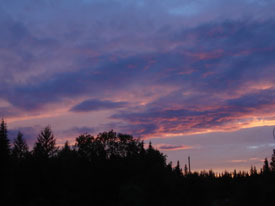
[70,99,128,112]
[0,0,275,140]
[60,126,96,137]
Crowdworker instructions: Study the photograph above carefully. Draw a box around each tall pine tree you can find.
[263,158,270,174]
[33,126,57,159]
[270,149,275,172]
[184,164,189,176]
[173,160,183,177]
[12,131,29,159]
[0,119,10,163]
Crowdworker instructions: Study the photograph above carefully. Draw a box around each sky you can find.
[1,0,275,172]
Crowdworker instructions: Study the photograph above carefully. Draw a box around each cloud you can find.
[12,21,275,106]
[112,87,275,137]
[247,143,275,150]
[228,157,265,164]
[70,99,128,112]
[0,0,275,140]
[155,144,195,151]
[229,159,248,163]
[67,126,96,134]
[0,106,21,118]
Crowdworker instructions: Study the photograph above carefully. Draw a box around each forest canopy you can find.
[0,119,275,206]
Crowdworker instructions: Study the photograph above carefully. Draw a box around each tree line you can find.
[0,119,275,206]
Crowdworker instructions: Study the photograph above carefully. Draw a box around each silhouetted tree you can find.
[75,134,96,160]
[208,169,215,178]
[12,131,29,160]
[140,140,145,155]
[270,149,275,172]
[0,119,10,163]
[59,141,71,155]
[148,141,153,150]
[116,133,140,157]
[263,158,270,174]
[57,141,78,167]
[250,165,257,176]
[33,126,57,159]
[184,164,188,175]
[233,169,237,178]
[145,141,167,169]
[167,161,173,173]
[173,160,182,176]
[96,131,145,160]
[98,130,119,158]
[97,130,130,159]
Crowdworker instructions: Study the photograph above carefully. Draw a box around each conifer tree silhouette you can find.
[0,119,10,163]
[270,149,275,172]
[58,141,77,164]
[184,164,188,175]
[33,126,57,159]
[250,165,257,176]
[174,160,183,176]
[12,131,29,160]
[263,158,270,174]
[59,141,71,155]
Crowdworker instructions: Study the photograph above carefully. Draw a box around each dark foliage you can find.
[0,120,275,206]
[0,119,10,164]
[12,131,29,160]
[270,149,275,172]
[33,126,58,160]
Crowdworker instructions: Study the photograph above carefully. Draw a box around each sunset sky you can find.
[1,0,275,172]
